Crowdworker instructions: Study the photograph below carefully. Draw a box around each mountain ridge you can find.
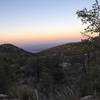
[0,40,100,100]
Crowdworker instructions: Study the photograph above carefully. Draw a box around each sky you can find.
[0,0,97,47]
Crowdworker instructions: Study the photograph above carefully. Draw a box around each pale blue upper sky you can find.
[0,0,97,45]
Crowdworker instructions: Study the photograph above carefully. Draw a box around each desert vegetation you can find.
[0,0,100,100]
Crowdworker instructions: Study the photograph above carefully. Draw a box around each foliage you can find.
[76,0,100,39]
[0,41,100,100]
[76,0,100,97]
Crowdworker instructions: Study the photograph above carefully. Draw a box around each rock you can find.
[80,95,96,100]
[0,94,8,99]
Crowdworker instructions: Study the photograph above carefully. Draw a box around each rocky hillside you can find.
[0,40,100,100]
[0,44,37,94]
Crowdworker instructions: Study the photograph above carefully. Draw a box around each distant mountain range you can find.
[20,41,78,53]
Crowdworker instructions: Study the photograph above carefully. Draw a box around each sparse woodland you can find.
[0,0,100,100]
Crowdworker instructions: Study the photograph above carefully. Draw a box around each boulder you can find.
[80,95,96,100]
[0,94,8,99]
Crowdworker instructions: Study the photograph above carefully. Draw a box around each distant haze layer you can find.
[16,39,80,53]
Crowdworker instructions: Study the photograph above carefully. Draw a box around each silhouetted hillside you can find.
[0,44,35,56]
[0,44,37,94]
[0,40,100,100]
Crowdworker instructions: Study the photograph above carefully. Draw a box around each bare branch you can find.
[95,0,98,5]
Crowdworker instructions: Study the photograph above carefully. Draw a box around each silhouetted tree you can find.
[76,0,100,64]
[76,0,100,39]
[76,0,100,96]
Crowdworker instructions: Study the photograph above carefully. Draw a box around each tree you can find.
[76,0,100,96]
[76,0,100,40]
[76,0,100,65]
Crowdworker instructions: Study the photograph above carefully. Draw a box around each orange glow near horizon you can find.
[0,22,84,45]
[0,31,81,44]
[0,24,82,44]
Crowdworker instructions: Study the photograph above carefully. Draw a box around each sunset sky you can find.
[0,0,96,46]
